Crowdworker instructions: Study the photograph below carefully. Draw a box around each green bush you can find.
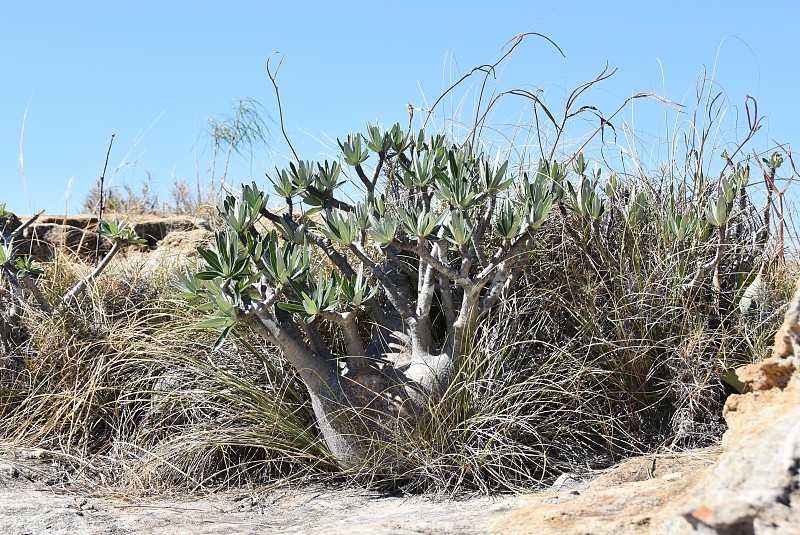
[176,102,791,489]
[1,43,795,493]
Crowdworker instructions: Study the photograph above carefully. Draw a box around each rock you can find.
[0,212,22,234]
[152,228,212,250]
[492,279,800,535]
[21,221,110,259]
[732,358,796,393]
[772,277,800,365]
[131,216,211,249]
[120,228,213,275]
[490,451,716,534]
[0,463,19,480]
[680,344,800,534]
[18,449,49,460]
[547,472,590,493]
[683,383,800,534]
[9,213,211,260]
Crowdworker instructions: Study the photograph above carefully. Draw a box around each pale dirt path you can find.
[0,445,721,535]
[0,450,528,535]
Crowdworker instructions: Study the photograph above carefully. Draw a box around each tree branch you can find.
[319,310,366,357]
[296,317,336,362]
[20,275,51,313]
[435,238,457,339]
[475,225,534,285]
[472,197,495,250]
[354,163,372,191]
[371,152,386,189]
[391,239,468,286]
[266,53,299,162]
[247,301,338,388]
[349,242,416,321]
[304,184,354,212]
[383,248,420,281]
[445,285,481,373]
[61,239,123,310]
[480,254,525,310]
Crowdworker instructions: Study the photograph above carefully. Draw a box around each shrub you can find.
[177,82,792,486]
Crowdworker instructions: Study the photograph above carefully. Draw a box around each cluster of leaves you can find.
[176,124,569,357]
[0,206,44,280]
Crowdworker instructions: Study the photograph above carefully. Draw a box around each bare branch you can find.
[354,163,372,191]
[248,304,338,389]
[384,248,421,281]
[266,53,299,162]
[371,152,386,190]
[318,310,366,357]
[349,242,416,320]
[391,240,468,286]
[304,184,355,212]
[95,134,115,262]
[424,32,564,133]
[467,207,490,269]
[8,210,44,241]
[433,236,457,341]
[61,239,123,310]
[20,275,51,313]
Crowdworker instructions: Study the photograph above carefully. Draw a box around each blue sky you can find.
[1,1,796,214]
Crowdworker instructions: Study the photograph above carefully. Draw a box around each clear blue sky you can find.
[1,0,796,214]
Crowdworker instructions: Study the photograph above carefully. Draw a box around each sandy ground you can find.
[0,445,721,535]
[0,448,531,535]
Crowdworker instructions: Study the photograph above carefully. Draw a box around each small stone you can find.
[0,463,20,479]
[20,449,48,460]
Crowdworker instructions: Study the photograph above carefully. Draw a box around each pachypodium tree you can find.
[177,113,787,468]
[177,124,561,466]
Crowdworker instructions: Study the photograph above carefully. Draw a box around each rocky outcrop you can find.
[677,285,800,535]
[681,365,799,533]
[6,214,211,260]
[493,286,800,535]
[772,277,800,366]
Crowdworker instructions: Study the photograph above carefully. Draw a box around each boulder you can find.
[771,277,800,366]
[492,282,800,535]
[20,221,110,259]
[681,362,799,534]
[131,216,212,248]
[122,228,214,274]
